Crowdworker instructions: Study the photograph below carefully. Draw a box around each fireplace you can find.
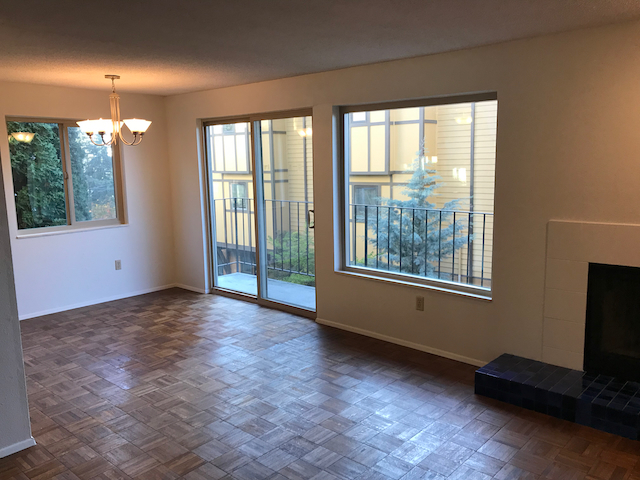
[584,263,640,382]
[474,222,640,440]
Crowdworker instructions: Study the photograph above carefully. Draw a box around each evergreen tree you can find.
[7,122,67,229]
[68,127,116,221]
[7,122,117,228]
[361,144,470,279]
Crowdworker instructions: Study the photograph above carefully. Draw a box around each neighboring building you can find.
[206,117,314,279]
[206,101,496,287]
[347,101,497,286]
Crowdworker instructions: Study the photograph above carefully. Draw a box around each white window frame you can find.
[7,117,126,236]
[338,92,497,300]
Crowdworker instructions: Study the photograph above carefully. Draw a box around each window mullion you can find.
[60,123,77,226]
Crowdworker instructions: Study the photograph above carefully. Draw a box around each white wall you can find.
[0,155,33,457]
[165,19,640,365]
[0,82,175,319]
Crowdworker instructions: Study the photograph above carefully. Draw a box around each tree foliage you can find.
[359,145,469,278]
[268,230,315,286]
[68,127,116,222]
[8,122,67,229]
[7,121,116,229]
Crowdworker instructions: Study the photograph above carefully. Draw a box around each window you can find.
[7,119,123,231]
[353,185,380,222]
[230,182,249,210]
[342,95,497,295]
[208,122,250,173]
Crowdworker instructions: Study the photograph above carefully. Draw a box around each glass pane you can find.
[370,110,386,123]
[213,136,224,171]
[344,101,497,289]
[257,116,315,311]
[205,122,257,297]
[236,135,248,172]
[7,121,67,229]
[223,135,236,171]
[350,126,368,172]
[68,126,117,222]
[369,125,386,171]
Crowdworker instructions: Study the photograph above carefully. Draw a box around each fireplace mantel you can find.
[543,220,640,370]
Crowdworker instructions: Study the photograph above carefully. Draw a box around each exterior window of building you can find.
[208,122,250,173]
[353,185,380,222]
[230,182,249,209]
[6,119,122,232]
[342,95,497,295]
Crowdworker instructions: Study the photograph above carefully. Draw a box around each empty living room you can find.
[2,1,640,479]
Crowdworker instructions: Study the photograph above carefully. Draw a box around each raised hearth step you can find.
[475,354,640,440]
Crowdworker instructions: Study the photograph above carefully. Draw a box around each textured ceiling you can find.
[0,0,639,95]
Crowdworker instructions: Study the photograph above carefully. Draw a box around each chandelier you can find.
[77,75,151,147]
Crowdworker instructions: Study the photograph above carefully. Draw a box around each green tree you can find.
[7,122,67,229]
[360,144,469,279]
[68,127,116,221]
[268,230,315,286]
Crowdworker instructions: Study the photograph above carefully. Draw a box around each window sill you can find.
[16,223,128,239]
[336,267,492,301]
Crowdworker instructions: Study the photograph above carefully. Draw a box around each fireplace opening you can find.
[585,262,640,382]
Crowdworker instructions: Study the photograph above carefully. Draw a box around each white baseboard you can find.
[316,318,485,367]
[19,284,179,321]
[0,437,36,458]
[174,283,208,294]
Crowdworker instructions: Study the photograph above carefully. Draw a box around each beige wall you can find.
[0,82,177,318]
[165,19,640,365]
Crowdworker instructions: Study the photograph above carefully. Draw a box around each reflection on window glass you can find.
[68,127,116,222]
[7,121,67,229]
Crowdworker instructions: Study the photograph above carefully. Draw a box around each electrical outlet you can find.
[115,260,122,270]
[416,295,424,311]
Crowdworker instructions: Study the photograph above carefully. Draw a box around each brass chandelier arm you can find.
[86,132,116,147]
[110,91,143,146]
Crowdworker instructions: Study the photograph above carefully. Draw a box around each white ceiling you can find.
[1,0,639,96]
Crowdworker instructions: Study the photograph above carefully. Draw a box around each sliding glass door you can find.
[254,116,315,311]
[205,112,315,313]
[205,121,257,296]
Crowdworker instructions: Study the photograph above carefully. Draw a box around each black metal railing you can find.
[213,198,315,281]
[265,199,315,279]
[350,203,493,287]
[214,198,256,276]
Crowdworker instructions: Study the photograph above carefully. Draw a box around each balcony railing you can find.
[349,203,493,288]
[212,198,315,282]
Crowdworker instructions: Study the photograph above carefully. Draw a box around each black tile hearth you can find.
[475,354,640,440]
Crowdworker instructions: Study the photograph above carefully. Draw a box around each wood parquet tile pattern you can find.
[2,288,640,480]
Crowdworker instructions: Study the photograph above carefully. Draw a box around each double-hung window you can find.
[7,119,124,232]
[341,94,498,297]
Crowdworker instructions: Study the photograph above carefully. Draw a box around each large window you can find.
[342,95,497,295]
[7,119,123,231]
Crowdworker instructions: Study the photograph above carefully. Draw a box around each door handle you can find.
[307,209,315,229]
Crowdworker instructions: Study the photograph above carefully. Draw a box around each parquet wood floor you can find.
[1,288,639,479]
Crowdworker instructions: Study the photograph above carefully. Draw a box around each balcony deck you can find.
[216,272,316,311]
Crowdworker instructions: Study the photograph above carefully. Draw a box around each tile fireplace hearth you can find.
[475,354,640,440]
